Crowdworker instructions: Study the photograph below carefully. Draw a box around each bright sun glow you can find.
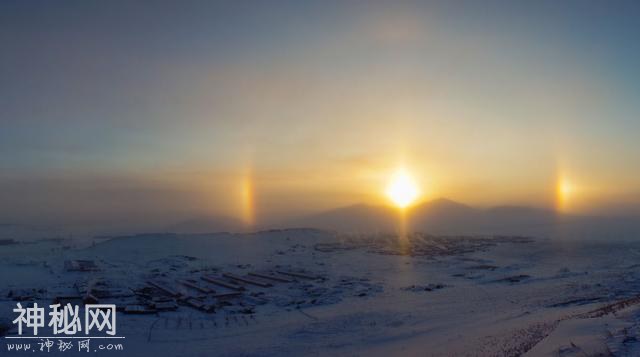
[559,180,573,197]
[386,169,420,208]
[556,176,575,211]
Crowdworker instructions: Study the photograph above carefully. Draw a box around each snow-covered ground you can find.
[2,229,640,356]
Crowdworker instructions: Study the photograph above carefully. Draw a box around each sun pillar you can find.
[385,168,419,253]
[240,171,255,228]
[398,206,410,254]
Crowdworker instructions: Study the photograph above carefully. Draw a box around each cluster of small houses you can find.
[13,260,323,316]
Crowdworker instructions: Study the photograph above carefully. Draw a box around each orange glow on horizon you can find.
[241,175,255,227]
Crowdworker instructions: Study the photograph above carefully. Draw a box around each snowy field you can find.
[2,229,640,356]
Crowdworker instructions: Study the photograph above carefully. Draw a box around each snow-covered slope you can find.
[2,229,640,356]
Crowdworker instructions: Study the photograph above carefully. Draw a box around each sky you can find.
[1,1,640,230]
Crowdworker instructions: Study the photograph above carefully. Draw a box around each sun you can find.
[386,169,420,208]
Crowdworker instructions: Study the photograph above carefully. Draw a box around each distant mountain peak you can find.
[423,197,471,208]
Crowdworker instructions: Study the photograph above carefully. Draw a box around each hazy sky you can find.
[1,1,640,229]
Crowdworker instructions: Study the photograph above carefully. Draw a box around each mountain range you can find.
[160,198,640,240]
[282,198,640,240]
